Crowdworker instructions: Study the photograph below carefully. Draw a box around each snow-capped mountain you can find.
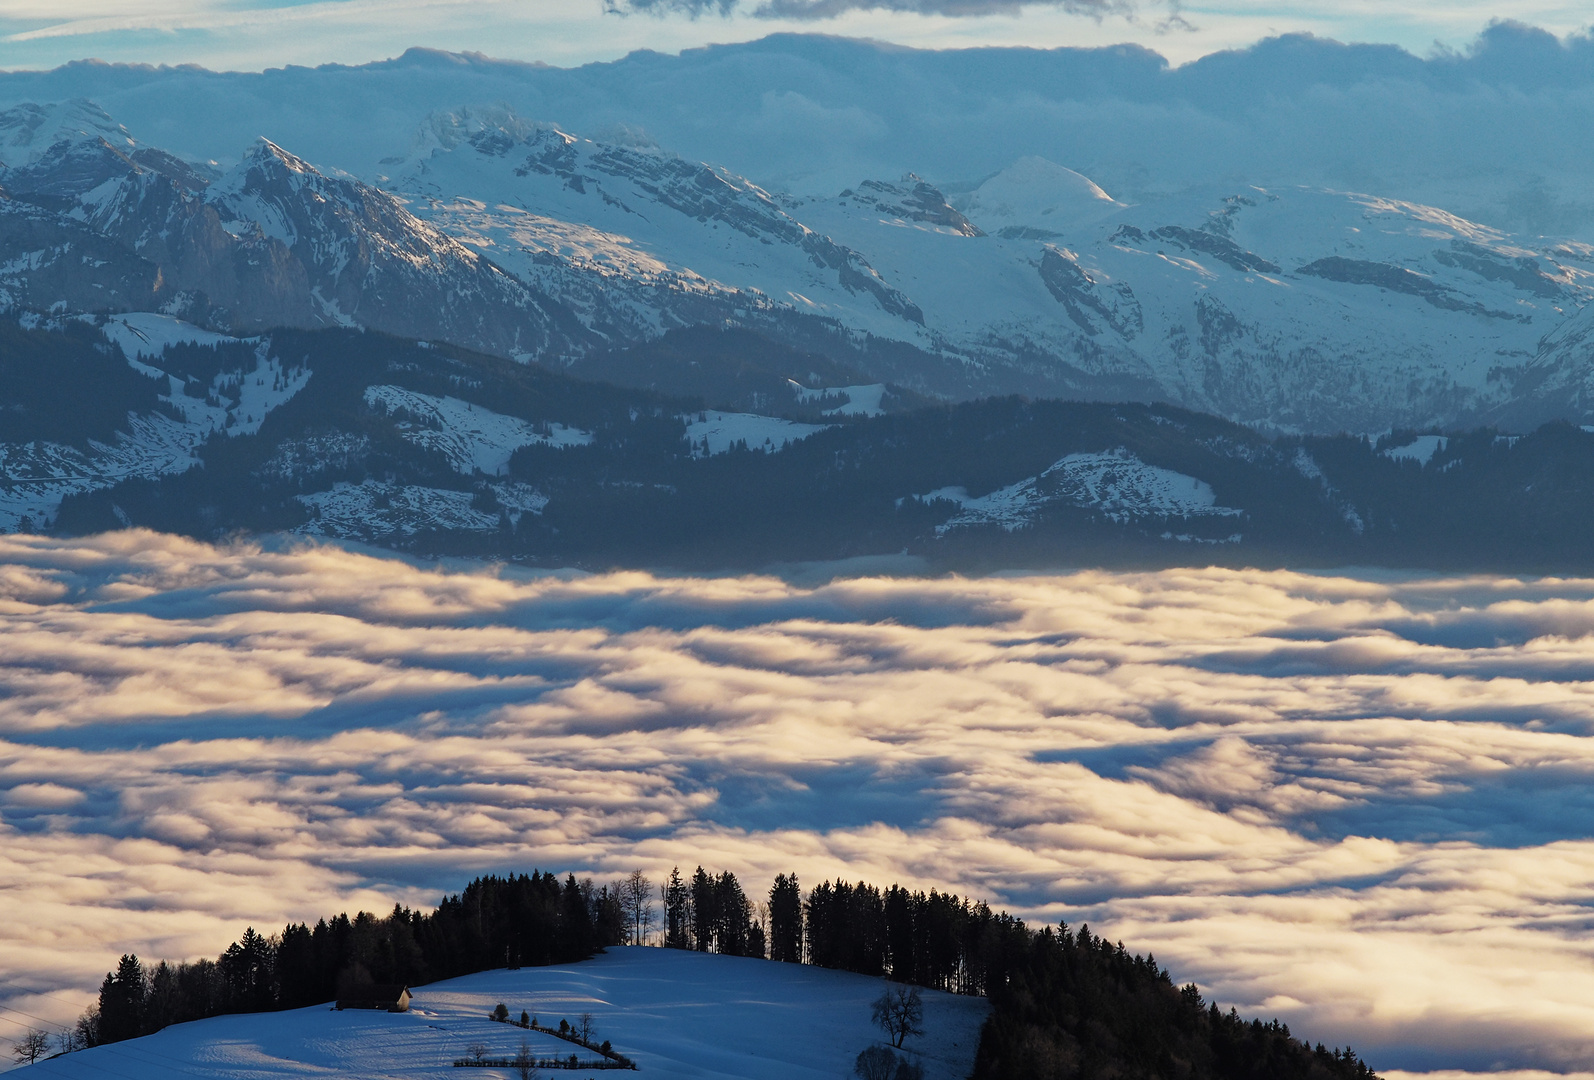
[0,98,135,167]
[960,157,1123,237]
[394,106,922,344]
[373,105,1594,430]
[787,179,1594,429]
[7,97,1594,438]
[0,119,582,360]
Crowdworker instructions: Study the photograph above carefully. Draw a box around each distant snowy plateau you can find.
[6,73,1594,554]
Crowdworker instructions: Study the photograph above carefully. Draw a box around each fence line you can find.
[452,1057,634,1069]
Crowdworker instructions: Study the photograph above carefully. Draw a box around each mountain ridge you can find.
[9,99,1594,432]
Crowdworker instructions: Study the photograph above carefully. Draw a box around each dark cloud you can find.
[752,0,1133,18]
[603,0,1140,19]
[603,0,738,16]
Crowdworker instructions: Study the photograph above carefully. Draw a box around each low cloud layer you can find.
[5,534,1594,1072]
[607,0,1136,18]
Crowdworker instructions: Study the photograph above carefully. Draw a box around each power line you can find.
[0,1001,221,1080]
[0,982,92,1019]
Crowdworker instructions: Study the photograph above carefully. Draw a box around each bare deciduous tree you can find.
[854,1045,897,1080]
[467,1041,488,1063]
[11,1028,51,1066]
[577,1012,595,1046]
[514,1037,539,1080]
[620,871,655,945]
[871,985,924,1049]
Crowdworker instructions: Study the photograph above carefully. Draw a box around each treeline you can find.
[971,923,1379,1080]
[661,866,766,957]
[77,872,624,1048]
[73,865,1379,1080]
[649,866,1026,998]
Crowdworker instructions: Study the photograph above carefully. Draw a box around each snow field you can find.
[1384,435,1448,465]
[926,447,1242,533]
[684,412,829,457]
[363,385,593,476]
[788,383,888,417]
[21,948,988,1080]
[960,156,1121,234]
[97,313,244,361]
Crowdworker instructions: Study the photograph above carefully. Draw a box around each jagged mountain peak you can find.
[235,137,325,180]
[208,137,404,248]
[3,135,137,197]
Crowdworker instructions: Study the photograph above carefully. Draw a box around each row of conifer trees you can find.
[73,865,1380,1079]
[81,871,622,1048]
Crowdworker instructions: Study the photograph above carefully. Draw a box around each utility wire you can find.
[0,1002,219,1080]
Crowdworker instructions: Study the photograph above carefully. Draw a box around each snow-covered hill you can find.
[20,948,988,1080]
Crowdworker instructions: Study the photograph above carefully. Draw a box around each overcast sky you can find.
[0,0,1590,72]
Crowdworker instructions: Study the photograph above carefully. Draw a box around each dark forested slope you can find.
[73,867,1377,1080]
[7,322,1590,572]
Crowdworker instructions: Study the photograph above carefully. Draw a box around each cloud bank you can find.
[5,533,1594,1072]
[11,24,1594,238]
[606,0,1139,18]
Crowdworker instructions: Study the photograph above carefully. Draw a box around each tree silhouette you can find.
[11,1029,50,1066]
[871,985,924,1049]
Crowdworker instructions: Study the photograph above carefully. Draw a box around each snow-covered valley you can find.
[20,949,988,1080]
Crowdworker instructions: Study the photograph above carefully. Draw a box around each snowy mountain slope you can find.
[393,108,923,344]
[364,384,593,475]
[960,156,1123,237]
[790,180,1594,429]
[0,315,310,533]
[684,410,829,456]
[7,98,1594,432]
[0,118,584,361]
[208,139,576,358]
[21,948,989,1080]
[0,99,135,167]
[381,103,1594,429]
[791,380,888,416]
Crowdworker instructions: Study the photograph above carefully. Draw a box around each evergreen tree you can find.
[220,927,274,1012]
[689,866,715,952]
[713,871,750,956]
[144,961,181,1034]
[769,873,803,962]
[663,867,690,949]
[592,882,626,949]
[560,875,597,961]
[96,954,146,1044]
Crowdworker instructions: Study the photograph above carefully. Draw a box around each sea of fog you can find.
[5,533,1594,1077]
